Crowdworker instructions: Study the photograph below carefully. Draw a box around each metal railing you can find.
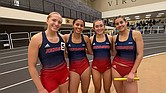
[10,32,30,48]
[30,31,39,39]
[0,33,11,49]
[135,25,166,34]
[0,25,165,50]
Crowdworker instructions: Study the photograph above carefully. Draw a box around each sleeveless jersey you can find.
[115,30,136,62]
[66,34,87,62]
[92,34,111,61]
[38,32,66,69]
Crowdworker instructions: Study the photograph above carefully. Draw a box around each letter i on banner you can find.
[61,42,65,50]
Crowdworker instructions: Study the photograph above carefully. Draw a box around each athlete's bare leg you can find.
[69,71,80,93]
[50,87,59,93]
[59,81,69,93]
[112,68,124,93]
[103,69,112,93]
[92,69,102,93]
[81,67,91,93]
[123,74,138,93]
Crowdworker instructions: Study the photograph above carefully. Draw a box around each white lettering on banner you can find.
[108,0,137,6]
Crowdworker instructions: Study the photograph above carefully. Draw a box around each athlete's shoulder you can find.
[132,30,142,37]
[132,30,142,35]
[83,34,90,42]
[107,34,112,39]
[29,32,42,48]
[31,32,42,41]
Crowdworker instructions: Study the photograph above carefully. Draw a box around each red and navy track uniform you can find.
[66,34,89,75]
[38,32,69,92]
[112,30,137,77]
[92,34,111,73]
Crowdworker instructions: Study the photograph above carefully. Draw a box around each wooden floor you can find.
[78,53,166,93]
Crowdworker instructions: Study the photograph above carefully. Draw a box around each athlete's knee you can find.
[82,89,88,93]
[104,88,110,93]
[104,86,111,93]
[94,88,101,93]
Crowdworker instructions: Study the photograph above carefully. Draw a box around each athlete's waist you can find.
[41,61,67,71]
[113,56,135,63]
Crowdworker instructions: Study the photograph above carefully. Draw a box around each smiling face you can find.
[93,20,105,35]
[46,12,62,32]
[114,17,128,32]
[73,19,85,34]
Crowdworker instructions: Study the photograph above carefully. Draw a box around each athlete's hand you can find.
[39,88,49,93]
[127,72,135,82]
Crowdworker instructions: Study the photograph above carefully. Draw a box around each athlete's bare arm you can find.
[108,35,113,56]
[127,31,144,81]
[61,34,69,58]
[112,35,117,56]
[89,35,94,44]
[84,35,93,55]
[28,32,48,92]
[131,31,144,73]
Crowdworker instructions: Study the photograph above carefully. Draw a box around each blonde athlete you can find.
[28,12,69,93]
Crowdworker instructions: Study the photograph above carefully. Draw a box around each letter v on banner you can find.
[108,1,113,6]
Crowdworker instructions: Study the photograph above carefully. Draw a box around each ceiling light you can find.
[135,16,139,18]
[145,16,150,18]
[156,15,162,17]
[158,13,164,15]
[125,17,130,19]
[146,14,151,16]
[135,17,140,19]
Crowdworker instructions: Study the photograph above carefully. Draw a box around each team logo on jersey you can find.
[61,42,65,50]
[128,42,133,44]
[68,44,71,47]
[106,42,109,44]
[82,44,85,46]
[66,77,69,81]
[45,44,50,48]
[93,66,98,69]
[113,65,116,68]
[93,43,95,45]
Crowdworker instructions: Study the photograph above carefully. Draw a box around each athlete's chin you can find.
[118,28,125,32]
[75,30,82,34]
[96,31,104,35]
[52,28,59,32]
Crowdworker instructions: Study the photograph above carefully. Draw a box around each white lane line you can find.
[0,64,40,75]
[0,58,27,66]
[145,41,166,45]
[0,66,28,75]
[144,38,166,41]
[0,78,32,91]
[143,52,166,58]
[144,46,166,50]
[0,49,27,55]
[0,53,27,60]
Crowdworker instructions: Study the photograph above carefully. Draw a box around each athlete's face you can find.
[114,18,128,32]
[94,20,105,35]
[73,19,84,34]
[47,14,62,32]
